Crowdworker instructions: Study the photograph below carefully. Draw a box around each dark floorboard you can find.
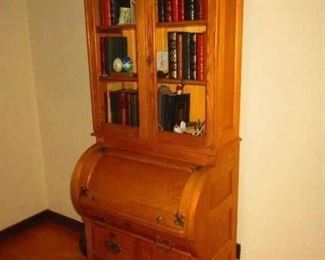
[0,220,86,260]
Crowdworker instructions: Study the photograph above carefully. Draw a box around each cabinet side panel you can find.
[209,143,239,260]
[216,0,243,145]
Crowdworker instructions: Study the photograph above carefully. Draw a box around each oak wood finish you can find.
[72,0,243,259]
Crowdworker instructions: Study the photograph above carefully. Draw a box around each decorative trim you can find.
[0,209,83,242]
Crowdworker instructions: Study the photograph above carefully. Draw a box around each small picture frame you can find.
[118,7,131,25]
[156,51,169,73]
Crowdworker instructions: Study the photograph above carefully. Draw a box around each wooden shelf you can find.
[156,20,207,28]
[157,78,206,86]
[97,24,136,33]
[100,73,138,82]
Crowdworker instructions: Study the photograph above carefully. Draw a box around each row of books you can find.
[100,36,127,76]
[106,89,139,126]
[107,86,190,131]
[100,0,135,26]
[158,0,203,23]
[168,32,204,81]
[158,86,190,131]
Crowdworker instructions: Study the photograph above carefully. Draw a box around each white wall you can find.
[238,0,325,259]
[26,0,93,220]
[0,0,47,229]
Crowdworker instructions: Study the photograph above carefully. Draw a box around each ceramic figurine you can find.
[174,121,186,134]
[176,84,184,95]
[122,57,133,72]
[113,58,123,72]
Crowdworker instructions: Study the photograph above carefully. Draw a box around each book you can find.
[158,85,172,129]
[176,32,183,79]
[185,0,195,21]
[109,89,121,124]
[128,90,139,127]
[174,93,190,123]
[108,89,139,126]
[158,0,165,22]
[195,0,203,20]
[178,0,184,21]
[182,32,191,80]
[101,0,112,26]
[106,91,112,123]
[110,0,120,25]
[190,33,197,80]
[164,0,172,22]
[196,33,204,80]
[100,38,107,76]
[119,90,127,125]
[104,36,128,75]
[168,32,178,79]
[171,0,179,21]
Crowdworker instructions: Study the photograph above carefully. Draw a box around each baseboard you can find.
[0,209,83,242]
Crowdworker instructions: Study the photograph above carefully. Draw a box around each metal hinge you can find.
[174,212,185,228]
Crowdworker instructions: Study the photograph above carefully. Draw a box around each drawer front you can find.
[92,224,135,260]
[136,239,195,260]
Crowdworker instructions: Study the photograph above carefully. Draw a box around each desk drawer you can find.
[92,224,135,260]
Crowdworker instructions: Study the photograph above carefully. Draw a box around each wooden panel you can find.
[135,0,156,141]
[216,0,243,145]
[210,170,232,210]
[86,155,192,229]
[211,240,234,260]
[209,205,233,255]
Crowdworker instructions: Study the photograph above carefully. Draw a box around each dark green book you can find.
[105,36,127,75]
[129,91,139,127]
[182,32,191,80]
[109,89,121,124]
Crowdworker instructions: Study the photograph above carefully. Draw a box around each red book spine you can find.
[165,0,172,22]
[196,33,204,81]
[102,0,111,26]
[197,0,203,20]
[178,0,184,21]
[171,0,179,22]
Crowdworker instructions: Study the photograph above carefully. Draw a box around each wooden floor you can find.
[0,220,86,260]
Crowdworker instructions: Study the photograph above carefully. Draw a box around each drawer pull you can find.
[105,239,121,254]
[155,236,172,251]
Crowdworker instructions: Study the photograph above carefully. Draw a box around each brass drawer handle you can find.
[155,236,172,251]
[105,239,121,254]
